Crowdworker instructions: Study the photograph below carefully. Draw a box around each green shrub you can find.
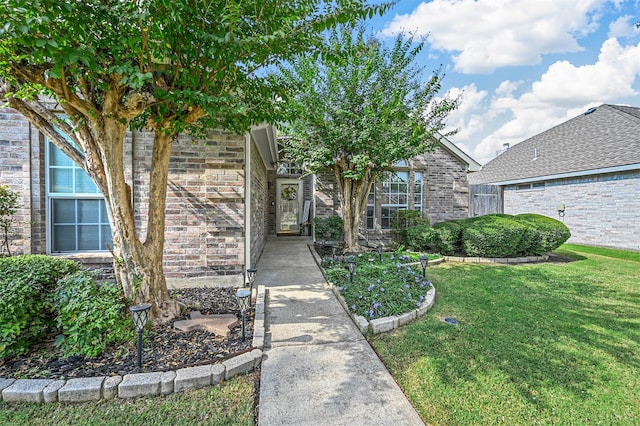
[515,214,571,254]
[314,215,344,242]
[391,210,429,245]
[0,255,81,359]
[0,185,20,256]
[404,225,438,252]
[462,214,538,258]
[54,271,130,358]
[432,220,465,255]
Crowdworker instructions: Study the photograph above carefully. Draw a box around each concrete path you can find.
[257,238,424,426]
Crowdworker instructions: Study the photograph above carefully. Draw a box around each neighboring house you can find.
[314,133,481,242]
[1,107,480,283]
[468,104,640,251]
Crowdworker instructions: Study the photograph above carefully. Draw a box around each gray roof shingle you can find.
[468,104,640,184]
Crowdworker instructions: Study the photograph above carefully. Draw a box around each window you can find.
[414,172,423,212]
[366,185,375,230]
[380,171,409,229]
[515,182,545,191]
[276,162,303,176]
[47,137,112,252]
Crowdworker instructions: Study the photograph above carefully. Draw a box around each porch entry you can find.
[276,179,303,235]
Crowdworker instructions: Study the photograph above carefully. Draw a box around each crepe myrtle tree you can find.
[277,24,459,252]
[0,0,391,321]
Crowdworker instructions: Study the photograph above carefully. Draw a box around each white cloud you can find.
[383,0,609,73]
[608,15,640,38]
[454,37,640,165]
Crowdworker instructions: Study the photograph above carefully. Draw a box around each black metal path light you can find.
[331,245,338,261]
[419,254,429,278]
[129,303,151,369]
[347,260,356,283]
[246,268,257,307]
[377,245,383,262]
[236,289,251,342]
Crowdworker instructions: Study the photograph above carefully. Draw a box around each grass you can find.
[369,244,640,425]
[323,251,437,320]
[0,374,256,426]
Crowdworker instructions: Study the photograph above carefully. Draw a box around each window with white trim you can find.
[414,172,423,212]
[47,138,112,252]
[380,171,409,229]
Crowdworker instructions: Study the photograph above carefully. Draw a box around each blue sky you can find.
[368,0,640,165]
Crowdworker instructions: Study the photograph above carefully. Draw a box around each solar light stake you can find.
[236,289,251,342]
[129,303,151,369]
[347,260,356,283]
[377,245,383,262]
[246,268,257,307]
[419,254,429,278]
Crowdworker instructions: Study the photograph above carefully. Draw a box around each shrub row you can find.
[405,214,570,258]
[0,255,129,360]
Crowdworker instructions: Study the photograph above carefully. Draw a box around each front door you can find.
[276,180,303,234]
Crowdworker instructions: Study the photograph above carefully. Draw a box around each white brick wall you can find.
[504,171,640,251]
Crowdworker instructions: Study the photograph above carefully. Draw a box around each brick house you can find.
[313,133,481,242]
[1,107,479,283]
[468,104,640,251]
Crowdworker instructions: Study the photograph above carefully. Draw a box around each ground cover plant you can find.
[369,244,640,425]
[0,373,256,426]
[323,250,437,320]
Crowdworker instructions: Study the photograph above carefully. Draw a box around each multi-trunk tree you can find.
[277,24,459,252]
[0,0,390,321]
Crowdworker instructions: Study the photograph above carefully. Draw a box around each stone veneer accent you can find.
[503,171,640,252]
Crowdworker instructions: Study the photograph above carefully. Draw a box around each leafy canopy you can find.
[0,0,393,136]
[277,23,459,180]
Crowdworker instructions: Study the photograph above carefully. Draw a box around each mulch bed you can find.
[0,287,254,380]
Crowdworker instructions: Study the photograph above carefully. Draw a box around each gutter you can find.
[487,163,640,186]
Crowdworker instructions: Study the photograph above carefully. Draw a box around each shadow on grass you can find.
[372,255,640,413]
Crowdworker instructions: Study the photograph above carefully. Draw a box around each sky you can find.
[368,0,640,165]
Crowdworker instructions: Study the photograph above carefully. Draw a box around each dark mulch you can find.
[0,287,254,380]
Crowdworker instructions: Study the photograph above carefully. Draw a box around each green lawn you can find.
[0,374,255,426]
[370,244,640,425]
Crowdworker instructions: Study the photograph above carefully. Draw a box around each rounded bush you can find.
[404,225,438,252]
[462,214,538,258]
[432,220,464,255]
[514,214,571,254]
[0,255,81,359]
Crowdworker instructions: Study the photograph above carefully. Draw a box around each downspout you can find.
[244,132,252,283]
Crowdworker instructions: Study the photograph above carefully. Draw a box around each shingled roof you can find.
[468,104,640,185]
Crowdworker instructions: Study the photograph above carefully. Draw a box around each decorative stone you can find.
[173,312,238,336]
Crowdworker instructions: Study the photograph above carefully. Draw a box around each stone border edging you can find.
[308,245,437,335]
[444,255,548,264]
[0,285,266,404]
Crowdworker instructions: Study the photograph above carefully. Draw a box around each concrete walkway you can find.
[257,237,424,426]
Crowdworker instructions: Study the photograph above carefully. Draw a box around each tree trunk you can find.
[94,118,181,322]
[333,166,375,253]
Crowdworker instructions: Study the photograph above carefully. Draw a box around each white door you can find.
[276,180,303,234]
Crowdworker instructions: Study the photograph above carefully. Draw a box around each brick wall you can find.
[132,130,246,278]
[413,146,471,224]
[249,137,268,268]
[0,108,32,255]
[313,144,472,237]
[503,171,640,251]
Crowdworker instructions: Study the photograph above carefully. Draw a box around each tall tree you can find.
[277,24,459,252]
[0,0,390,321]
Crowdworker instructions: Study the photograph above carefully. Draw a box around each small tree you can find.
[0,185,19,256]
[277,24,458,251]
[0,0,390,321]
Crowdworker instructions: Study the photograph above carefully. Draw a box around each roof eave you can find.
[487,163,640,186]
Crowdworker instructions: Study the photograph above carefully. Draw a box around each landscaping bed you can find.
[0,287,253,380]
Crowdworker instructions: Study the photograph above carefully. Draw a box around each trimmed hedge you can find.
[404,214,571,258]
[0,255,81,358]
[514,214,571,255]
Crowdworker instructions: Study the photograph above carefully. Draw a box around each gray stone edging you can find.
[0,284,266,404]
[444,254,549,264]
[307,244,437,335]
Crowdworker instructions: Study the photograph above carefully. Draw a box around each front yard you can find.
[370,244,640,424]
